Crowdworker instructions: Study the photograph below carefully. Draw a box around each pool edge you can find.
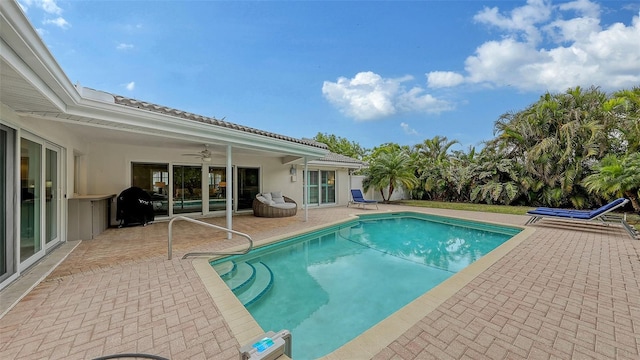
[192,212,536,359]
[320,225,536,360]
[190,215,362,348]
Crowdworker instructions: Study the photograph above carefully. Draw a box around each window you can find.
[321,171,336,203]
[305,170,336,205]
[238,167,260,210]
[173,165,203,214]
[131,162,169,216]
[208,167,229,212]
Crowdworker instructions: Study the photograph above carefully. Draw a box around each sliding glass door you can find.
[1,125,16,284]
[131,162,169,217]
[305,170,336,206]
[237,167,259,211]
[208,167,230,212]
[173,165,203,214]
[45,146,61,248]
[20,138,42,263]
[130,163,257,214]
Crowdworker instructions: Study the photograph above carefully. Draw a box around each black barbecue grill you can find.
[116,187,155,227]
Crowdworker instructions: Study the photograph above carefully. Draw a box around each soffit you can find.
[22,113,315,159]
[1,1,78,113]
[0,56,63,115]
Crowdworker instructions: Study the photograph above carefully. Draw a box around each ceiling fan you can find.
[182,144,212,162]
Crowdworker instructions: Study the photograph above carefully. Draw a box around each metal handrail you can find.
[168,216,253,259]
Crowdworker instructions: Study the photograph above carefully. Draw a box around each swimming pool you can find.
[210,212,522,359]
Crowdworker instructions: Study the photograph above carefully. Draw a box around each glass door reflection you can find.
[20,138,41,262]
[208,167,229,212]
[45,147,60,247]
[173,165,203,214]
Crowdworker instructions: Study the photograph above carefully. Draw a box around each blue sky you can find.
[19,0,640,151]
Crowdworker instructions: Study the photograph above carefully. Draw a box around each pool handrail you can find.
[168,216,254,259]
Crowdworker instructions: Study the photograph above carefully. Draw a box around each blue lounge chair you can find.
[525,198,638,239]
[525,198,628,224]
[348,189,378,209]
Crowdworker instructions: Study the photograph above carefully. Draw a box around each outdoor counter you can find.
[67,194,116,241]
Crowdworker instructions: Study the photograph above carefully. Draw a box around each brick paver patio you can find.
[1,204,638,359]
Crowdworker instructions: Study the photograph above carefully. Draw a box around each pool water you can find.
[210,212,521,359]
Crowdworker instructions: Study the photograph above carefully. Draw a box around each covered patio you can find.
[1,204,638,359]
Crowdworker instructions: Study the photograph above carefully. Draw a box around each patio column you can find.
[226,145,232,239]
[304,157,308,222]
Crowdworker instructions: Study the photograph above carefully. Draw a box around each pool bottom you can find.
[192,213,535,359]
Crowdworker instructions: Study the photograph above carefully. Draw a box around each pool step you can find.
[212,261,236,278]
[225,262,256,292]
[237,262,274,307]
[215,260,274,307]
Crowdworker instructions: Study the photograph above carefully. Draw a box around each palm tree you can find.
[490,86,611,208]
[410,136,459,201]
[469,147,524,205]
[582,153,640,213]
[444,146,478,202]
[413,136,459,162]
[604,87,640,154]
[363,147,418,202]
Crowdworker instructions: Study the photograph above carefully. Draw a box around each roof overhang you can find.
[0,1,79,114]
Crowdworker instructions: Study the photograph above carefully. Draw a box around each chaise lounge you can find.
[253,191,298,218]
[525,198,638,239]
[348,189,378,209]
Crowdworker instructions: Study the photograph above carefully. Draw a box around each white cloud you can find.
[117,43,134,50]
[436,0,640,92]
[558,0,601,18]
[322,71,451,121]
[20,0,63,15]
[19,0,70,29]
[43,17,70,29]
[427,71,465,88]
[125,82,135,91]
[39,0,63,15]
[400,122,418,136]
[474,0,552,44]
[544,16,601,43]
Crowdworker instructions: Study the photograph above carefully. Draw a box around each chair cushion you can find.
[256,195,269,204]
[262,193,273,202]
[271,191,285,204]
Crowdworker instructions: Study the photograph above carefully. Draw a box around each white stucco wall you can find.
[350,175,407,202]
[6,110,354,220]
[7,113,89,200]
[83,142,353,210]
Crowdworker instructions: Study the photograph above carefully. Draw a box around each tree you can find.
[604,87,640,154]
[470,147,524,205]
[313,132,369,160]
[410,136,459,201]
[362,147,418,202]
[582,153,640,214]
[489,86,611,208]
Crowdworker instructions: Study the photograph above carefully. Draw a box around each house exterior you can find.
[0,0,365,291]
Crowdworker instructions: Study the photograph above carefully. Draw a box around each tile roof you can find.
[318,152,367,166]
[112,94,328,150]
[301,138,368,166]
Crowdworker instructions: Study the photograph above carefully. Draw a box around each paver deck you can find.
[1,204,638,359]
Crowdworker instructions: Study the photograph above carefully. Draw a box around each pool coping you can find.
[192,211,536,359]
